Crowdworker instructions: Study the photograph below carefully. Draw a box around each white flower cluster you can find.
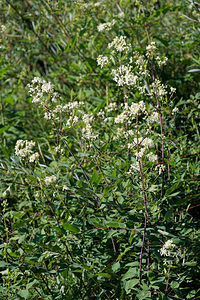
[160,239,176,257]
[97,55,109,68]
[44,175,57,185]
[128,161,140,174]
[112,65,138,86]
[147,111,159,125]
[129,101,146,116]
[155,164,166,175]
[134,52,149,76]
[156,56,168,67]
[0,24,6,32]
[127,136,154,160]
[135,137,154,159]
[82,2,102,9]
[172,107,179,115]
[146,152,157,162]
[150,79,168,98]
[106,102,117,112]
[146,42,157,59]
[108,36,130,53]
[115,101,145,124]
[82,113,98,140]
[170,87,176,94]
[15,140,39,163]
[29,152,40,162]
[98,20,116,32]
[97,109,105,118]
[27,77,59,107]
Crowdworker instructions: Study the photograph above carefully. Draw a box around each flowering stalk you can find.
[151,67,165,198]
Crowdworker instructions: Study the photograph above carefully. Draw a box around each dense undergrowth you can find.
[0,0,200,299]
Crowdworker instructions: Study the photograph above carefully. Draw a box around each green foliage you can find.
[0,0,200,299]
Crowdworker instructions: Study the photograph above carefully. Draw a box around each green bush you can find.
[0,0,200,299]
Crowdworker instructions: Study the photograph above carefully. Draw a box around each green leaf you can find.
[3,96,15,105]
[165,181,181,197]
[0,261,7,268]
[170,281,180,289]
[105,221,126,228]
[0,126,9,134]
[136,290,151,299]
[124,278,139,293]
[117,247,131,261]
[97,273,111,278]
[63,223,80,233]
[112,261,120,273]
[17,289,29,299]
[122,268,138,281]
[184,261,197,266]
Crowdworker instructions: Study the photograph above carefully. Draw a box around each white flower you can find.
[97,55,109,68]
[156,56,168,66]
[29,152,39,163]
[112,65,137,86]
[0,25,6,32]
[155,164,166,175]
[115,110,128,124]
[98,20,116,32]
[170,87,176,94]
[160,239,176,257]
[128,162,140,174]
[15,140,35,158]
[129,101,146,116]
[147,112,159,125]
[172,107,178,115]
[27,78,59,107]
[44,175,57,185]
[108,36,130,52]
[150,79,168,97]
[41,82,53,93]
[146,42,157,58]
[146,152,157,162]
[106,102,117,112]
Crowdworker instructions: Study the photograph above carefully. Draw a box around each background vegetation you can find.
[0,0,200,299]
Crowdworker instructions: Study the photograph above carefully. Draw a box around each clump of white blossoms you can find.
[146,152,157,162]
[98,20,116,32]
[146,42,168,66]
[0,24,6,33]
[112,65,138,86]
[82,113,98,140]
[135,137,154,159]
[127,161,140,174]
[160,239,176,257]
[115,101,146,124]
[82,2,102,9]
[27,77,59,107]
[155,164,166,175]
[108,36,130,53]
[29,152,40,163]
[97,55,109,68]
[172,107,179,115]
[146,41,157,59]
[106,102,117,112]
[147,111,159,125]
[156,55,168,67]
[44,175,57,186]
[150,79,168,98]
[15,140,39,163]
